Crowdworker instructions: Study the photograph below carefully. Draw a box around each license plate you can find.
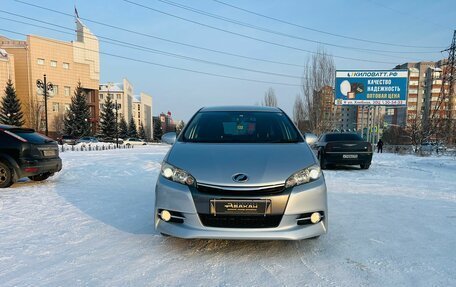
[210,199,271,215]
[43,150,56,156]
[343,154,358,159]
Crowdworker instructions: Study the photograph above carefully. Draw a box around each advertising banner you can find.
[335,70,408,105]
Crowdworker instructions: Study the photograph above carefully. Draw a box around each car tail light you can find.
[24,167,39,173]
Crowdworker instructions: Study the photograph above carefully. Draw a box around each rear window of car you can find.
[324,133,363,142]
[9,129,54,144]
[182,111,302,143]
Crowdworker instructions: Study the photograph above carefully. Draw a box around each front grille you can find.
[199,214,282,228]
[196,184,285,196]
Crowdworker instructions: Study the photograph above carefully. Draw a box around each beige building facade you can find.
[99,78,134,123]
[0,18,100,137]
[132,92,153,139]
[0,49,15,89]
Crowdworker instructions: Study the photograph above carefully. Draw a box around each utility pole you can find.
[36,74,53,136]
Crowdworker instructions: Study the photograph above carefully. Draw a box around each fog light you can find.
[310,212,321,224]
[160,210,171,222]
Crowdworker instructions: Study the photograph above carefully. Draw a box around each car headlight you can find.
[285,165,321,188]
[161,162,196,186]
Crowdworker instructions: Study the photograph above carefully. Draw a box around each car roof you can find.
[200,106,282,113]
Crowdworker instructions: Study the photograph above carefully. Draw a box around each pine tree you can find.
[0,79,25,126]
[99,95,116,138]
[128,116,138,138]
[138,122,147,140]
[153,118,163,140]
[64,81,91,137]
[118,116,128,139]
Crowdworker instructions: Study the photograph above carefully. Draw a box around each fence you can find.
[59,144,135,152]
[383,145,456,157]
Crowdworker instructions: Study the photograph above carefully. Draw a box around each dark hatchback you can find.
[314,133,373,169]
[0,125,62,188]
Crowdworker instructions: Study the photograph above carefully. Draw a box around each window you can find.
[138,112,140,118]
[99,103,103,110]
[99,94,104,100]
[64,86,70,97]
[52,103,59,112]
[52,85,58,96]
[50,60,57,67]
[63,62,70,69]
[117,94,121,100]
[37,58,45,65]
[117,104,121,109]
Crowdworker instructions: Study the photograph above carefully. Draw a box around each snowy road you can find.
[1,146,455,286]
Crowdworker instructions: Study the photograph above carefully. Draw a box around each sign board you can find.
[335,70,408,105]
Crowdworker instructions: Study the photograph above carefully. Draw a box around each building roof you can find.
[99,83,123,92]
[133,95,141,103]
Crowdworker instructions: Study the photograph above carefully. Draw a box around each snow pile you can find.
[0,148,455,286]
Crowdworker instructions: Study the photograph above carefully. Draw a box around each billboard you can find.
[335,70,408,105]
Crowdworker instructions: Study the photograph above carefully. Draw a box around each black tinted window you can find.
[9,129,54,144]
[182,111,302,143]
[325,133,363,141]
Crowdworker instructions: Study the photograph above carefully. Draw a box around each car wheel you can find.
[28,173,52,181]
[308,235,320,240]
[0,161,14,188]
[319,152,327,170]
[360,163,370,169]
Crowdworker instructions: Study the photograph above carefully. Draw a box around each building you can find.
[160,111,175,133]
[132,92,153,139]
[319,86,357,132]
[0,18,100,137]
[99,79,134,123]
[0,48,15,88]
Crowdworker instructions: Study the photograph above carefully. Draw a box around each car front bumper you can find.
[155,176,328,240]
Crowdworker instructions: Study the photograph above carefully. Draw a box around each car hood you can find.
[165,142,317,187]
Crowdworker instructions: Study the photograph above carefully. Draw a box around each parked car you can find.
[124,138,146,146]
[98,137,124,144]
[0,124,62,188]
[59,135,77,145]
[314,132,373,169]
[76,136,99,144]
[155,106,327,240]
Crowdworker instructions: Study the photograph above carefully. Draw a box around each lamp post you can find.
[114,99,119,148]
[36,74,53,136]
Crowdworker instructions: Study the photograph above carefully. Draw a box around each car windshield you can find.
[325,133,363,141]
[182,111,302,143]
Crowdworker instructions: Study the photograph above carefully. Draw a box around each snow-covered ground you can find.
[0,146,455,286]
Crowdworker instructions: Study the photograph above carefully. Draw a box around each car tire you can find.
[28,173,52,181]
[160,232,170,237]
[308,235,321,240]
[0,161,14,188]
[360,163,370,170]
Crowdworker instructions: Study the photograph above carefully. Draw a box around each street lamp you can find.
[113,99,119,148]
[36,74,53,136]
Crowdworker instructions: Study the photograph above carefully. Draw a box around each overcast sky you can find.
[2,0,455,121]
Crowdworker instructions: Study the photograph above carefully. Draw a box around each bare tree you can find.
[53,112,65,137]
[262,88,278,107]
[28,96,43,131]
[296,47,335,134]
[293,94,307,132]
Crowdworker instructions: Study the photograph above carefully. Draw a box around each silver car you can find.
[155,106,327,240]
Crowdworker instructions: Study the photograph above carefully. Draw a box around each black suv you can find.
[0,124,62,188]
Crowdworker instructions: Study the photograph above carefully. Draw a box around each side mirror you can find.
[161,132,177,145]
[304,133,318,146]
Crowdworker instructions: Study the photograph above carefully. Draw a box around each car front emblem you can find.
[232,173,249,183]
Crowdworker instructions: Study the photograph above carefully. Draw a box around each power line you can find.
[122,0,399,64]
[0,12,303,80]
[213,0,445,49]
[12,0,304,68]
[155,0,439,56]
[0,28,302,87]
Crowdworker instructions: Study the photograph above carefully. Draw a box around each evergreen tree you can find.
[153,118,163,140]
[0,79,25,126]
[64,82,91,137]
[138,122,147,140]
[118,116,128,139]
[128,116,138,138]
[99,95,116,138]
